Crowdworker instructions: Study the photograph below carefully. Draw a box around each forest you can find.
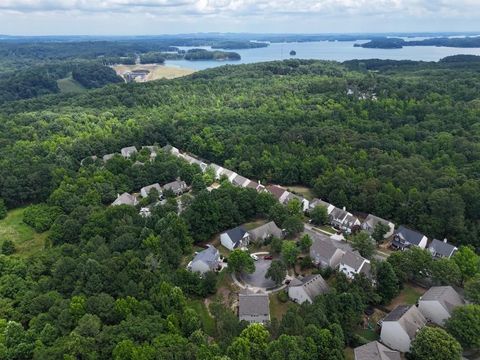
[358,36,480,49]
[0,53,479,358]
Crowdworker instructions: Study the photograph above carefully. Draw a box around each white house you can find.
[220,168,238,183]
[362,214,395,239]
[187,245,221,275]
[163,180,188,196]
[288,274,329,304]
[309,234,345,269]
[308,198,335,214]
[220,225,250,251]
[111,192,138,206]
[140,183,162,198]
[329,206,361,234]
[238,291,270,324]
[392,226,428,250]
[354,341,400,360]
[339,251,371,279]
[208,163,225,180]
[428,239,458,259]
[121,146,138,158]
[418,286,464,326]
[380,305,426,352]
[284,192,310,212]
[232,174,251,188]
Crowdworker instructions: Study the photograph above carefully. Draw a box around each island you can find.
[356,36,480,49]
[184,49,241,61]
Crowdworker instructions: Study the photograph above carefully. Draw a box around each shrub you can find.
[23,204,63,233]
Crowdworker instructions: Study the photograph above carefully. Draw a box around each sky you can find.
[0,0,479,36]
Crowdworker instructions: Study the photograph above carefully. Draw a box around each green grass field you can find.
[186,299,216,336]
[57,75,86,94]
[386,283,426,311]
[287,186,315,200]
[0,208,48,257]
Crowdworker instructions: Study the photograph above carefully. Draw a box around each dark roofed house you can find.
[354,341,400,360]
[220,225,250,251]
[266,185,289,203]
[392,225,428,250]
[248,221,283,244]
[238,291,270,324]
[380,305,426,352]
[418,286,464,325]
[163,180,187,196]
[288,274,329,304]
[428,238,457,259]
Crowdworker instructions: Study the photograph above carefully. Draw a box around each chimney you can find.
[443,238,448,243]
[343,206,346,211]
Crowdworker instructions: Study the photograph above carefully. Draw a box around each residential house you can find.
[329,207,361,234]
[102,153,115,162]
[308,198,335,214]
[428,239,457,259]
[238,291,270,324]
[288,274,329,304]
[392,226,428,250]
[284,192,310,212]
[220,225,250,251]
[248,221,283,244]
[187,245,221,275]
[232,174,250,188]
[80,155,98,166]
[339,251,371,279]
[112,193,138,206]
[182,154,208,172]
[220,168,238,182]
[309,234,345,269]
[162,145,180,156]
[163,180,188,196]
[418,286,464,325]
[140,183,162,198]
[208,163,225,180]
[266,185,290,203]
[362,214,395,239]
[121,146,138,158]
[142,145,159,159]
[354,341,400,360]
[380,305,426,352]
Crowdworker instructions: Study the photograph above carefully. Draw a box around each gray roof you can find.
[310,234,345,265]
[289,274,329,300]
[330,206,349,220]
[221,168,237,179]
[364,214,393,230]
[383,305,426,339]
[163,180,187,193]
[224,225,248,243]
[192,245,219,268]
[429,239,457,258]
[395,226,426,246]
[103,153,115,162]
[249,221,283,240]
[341,251,369,272]
[420,286,464,314]
[232,174,249,187]
[121,146,138,156]
[141,183,162,195]
[310,198,332,210]
[112,192,137,206]
[354,341,401,360]
[239,292,270,317]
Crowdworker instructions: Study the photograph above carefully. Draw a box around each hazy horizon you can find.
[1,1,480,36]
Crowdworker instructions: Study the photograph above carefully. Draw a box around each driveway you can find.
[240,258,277,289]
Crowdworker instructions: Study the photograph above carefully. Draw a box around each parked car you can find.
[250,254,259,261]
[264,255,273,260]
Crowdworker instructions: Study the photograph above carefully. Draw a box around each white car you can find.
[250,254,258,261]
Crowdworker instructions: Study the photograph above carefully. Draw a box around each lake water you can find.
[165,41,480,70]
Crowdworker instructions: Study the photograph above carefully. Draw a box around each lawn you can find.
[242,219,267,231]
[344,347,355,360]
[0,208,48,257]
[186,299,215,336]
[314,225,336,235]
[57,76,86,93]
[287,186,315,200]
[386,283,426,311]
[355,328,379,341]
[269,291,295,321]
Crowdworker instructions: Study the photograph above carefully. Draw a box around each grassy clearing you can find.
[314,225,336,235]
[57,76,86,93]
[112,64,195,81]
[243,219,268,231]
[0,208,48,257]
[269,291,295,321]
[355,328,379,341]
[386,283,426,311]
[186,299,216,336]
[344,347,355,360]
[287,186,315,200]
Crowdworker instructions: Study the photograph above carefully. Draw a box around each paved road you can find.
[240,258,277,288]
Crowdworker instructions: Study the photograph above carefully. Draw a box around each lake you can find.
[165,41,480,70]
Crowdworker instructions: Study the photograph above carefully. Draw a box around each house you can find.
[121,146,138,158]
[362,214,395,239]
[354,341,400,360]
[220,225,250,251]
[428,239,457,259]
[102,153,115,162]
[288,274,329,304]
[220,168,238,182]
[162,145,180,156]
[392,226,428,250]
[208,163,225,180]
[112,192,138,206]
[339,251,371,279]
[142,145,159,159]
[266,185,290,203]
[238,291,270,324]
[380,305,426,352]
[163,180,188,196]
[232,174,250,188]
[182,154,208,172]
[329,207,361,234]
[80,155,98,166]
[309,234,345,269]
[309,198,335,214]
[140,183,162,198]
[187,245,221,275]
[418,286,464,325]
[284,192,310,212]
[248,221,283,244]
